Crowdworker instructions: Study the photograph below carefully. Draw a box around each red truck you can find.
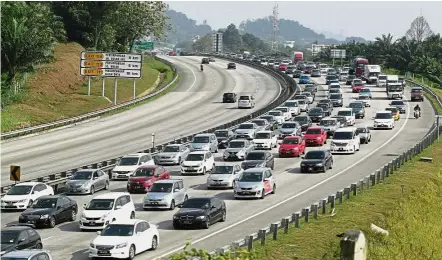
[353,58,369,78]
[304,126,327,146]
[126,165,170,193]
[293,52,304,64]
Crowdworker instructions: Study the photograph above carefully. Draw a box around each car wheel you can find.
[201,167,206,175]
[151,236,158,251]
[353,146,356,154]
[169,200,175,210]
[203,219,210,229]
[90,186,95,195]
[69,209,77,221]
[260,189,265,199]
[215,147,219,153]
[324,139,327,144]
[48,216,56,228]
[329,161,333,169]
[130,211,135,219]
[128,245,135,260]
[177,157,182,165]
[271,162,274,170]
[322,166,327,173]
[173,222,180,229]
[220,210,227,222]
[35,242,42,249]
[104,181,109,190]
[271,184,276,194]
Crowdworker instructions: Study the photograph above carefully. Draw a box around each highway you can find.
[0,56,281,185]
[0,71,434,260]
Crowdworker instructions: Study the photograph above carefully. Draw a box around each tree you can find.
[192,34,212,52]
[406,16,433,43]
[223,24,242,53]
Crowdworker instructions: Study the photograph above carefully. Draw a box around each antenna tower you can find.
[271,2,279,53]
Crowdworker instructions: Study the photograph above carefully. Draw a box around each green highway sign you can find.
[134,41,154,50]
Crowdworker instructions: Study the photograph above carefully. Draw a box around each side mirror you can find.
[174,188,180,192]
[301,156,305,159]
[32,191,36,194]
[57,206,62,210]
[155,174,160,177]
[115,205,122,210]
[211,206,217,209]
[19,237,26,242]
[93,177,98,180]
[96,231,102,235]
[83,204,86,209]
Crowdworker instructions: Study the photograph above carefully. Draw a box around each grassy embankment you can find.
[251,83,442,259]
[1,42,175,133]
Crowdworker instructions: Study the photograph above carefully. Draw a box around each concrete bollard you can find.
[337,190,343,204]
[351,183,357,196]
[359,180,364,193]
[259,229,266,246]
[376,170,381,184]
[246,235,253,251]
[365,177,370,189]
[321,199,327,214]
[303,207,310,223]
[339,229,367,260]
[344,187,351,199]
[312,204,319,219]
[293,212,301,228]
[329,195,336,209]
[283,217,290,234]
[381,168,386,181]
[271,223,278,240]
[370,174,376,186]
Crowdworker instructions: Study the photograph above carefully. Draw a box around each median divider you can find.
[0,56,178,140]
[207,78,442,256]
[1,55,301,195]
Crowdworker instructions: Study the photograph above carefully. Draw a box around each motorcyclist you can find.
[414,104,421,117]
[200,64,204,71]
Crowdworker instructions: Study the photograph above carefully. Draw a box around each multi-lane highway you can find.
[0,68,434,260]
[0,56,281,185]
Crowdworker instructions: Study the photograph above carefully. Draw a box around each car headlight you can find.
[82,181,90,187]
[90,243,95,248]
[196,216,206,220]
[316,137,321,140]
[237,150,245,156]
[81,213,86,218]
[173,215,179,220]
[116,242,127,249]
[223,151,229,156]
[40,214,49,219]
[255,163,266,167]
[316,163,323,167]
[253,185,259,189]
[16,199,27,203]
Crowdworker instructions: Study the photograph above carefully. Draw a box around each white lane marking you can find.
[155,86,411,260]
[42,236,54,241]
[177,60,197,93]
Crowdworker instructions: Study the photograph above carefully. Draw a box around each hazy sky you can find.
[166,1,442,41]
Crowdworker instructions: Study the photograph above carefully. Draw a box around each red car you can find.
[279,64,288,71]
[278,136,306,157]
[126,165,170,193]
[352,83,364,93]
[304,126,327,146]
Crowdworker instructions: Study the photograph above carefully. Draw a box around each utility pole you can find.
[271,2,279,54]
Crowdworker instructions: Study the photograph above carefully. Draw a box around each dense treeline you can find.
[316,16,442,88]
[1,1,168,107]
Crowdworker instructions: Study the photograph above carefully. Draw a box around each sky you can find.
[166,1,442,41]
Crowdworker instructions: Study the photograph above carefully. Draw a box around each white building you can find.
[284,41,296,48]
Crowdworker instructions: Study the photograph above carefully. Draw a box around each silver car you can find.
[279,122,302,139]
[190,133,218,153]
[319,117,340,136]
[142,179,188,210]
[66,169,109,195]
[223,139,254,161]
[156,144,190,165]
[207,164,243,189]
[234,123,259,139]
[357,127,372,144]
[1,250,53,260]
[250,119,269,132]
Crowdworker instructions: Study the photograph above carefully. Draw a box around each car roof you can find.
[124,153,149,158]
[307,126,322,129]
[215,129,229,132]
[256,130,272,133]
[137,165,160,169]
[335,127,357,132]
[321,117,337,121]
[75,169,98,173]
[165,144,181,147]
[188,151,207,155]
[243,167,268,172]
[36,194,66,200]
[1,250,50,257]
[187,195,215,200]
[377,110,392,114]
[230,139,246,142]
[14,182,41,187]
[195,133,214,137]
[154,179,182,184]
[339,108,353,111]
[92,192,130,200]
[110,219,146,225]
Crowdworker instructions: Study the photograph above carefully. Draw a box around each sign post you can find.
[212,33,223,53]
[331,49,346,66]
[133,41,154,51]
[133,79,136,99]
[80,52,143,104]
[10,165,20,184]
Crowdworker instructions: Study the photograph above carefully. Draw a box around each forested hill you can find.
[166,9,212,43]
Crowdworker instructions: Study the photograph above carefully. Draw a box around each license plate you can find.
[98,250,109,255]
[339,148,343,151]
[285,151,291,154]
[118,175,125,178]
[89,222,95,225]
[183,221,192,224]
[27,220,35,224]
[243,191,250,194]
[212,183,222,185]
[135,186,141,189]
[257,144,262,147]
[308,167,313,171]
[150,202,159,205]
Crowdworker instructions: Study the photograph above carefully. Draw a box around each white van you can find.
[373,111,395,129]
[337,108,356,126]
[283,100,300,116]
[238,95,255,109]
[330,127,361,154]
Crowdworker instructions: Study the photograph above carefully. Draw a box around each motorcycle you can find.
[414,110,420,119]
[200,66,204,72]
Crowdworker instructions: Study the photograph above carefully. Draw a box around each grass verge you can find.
[1,43,174,133]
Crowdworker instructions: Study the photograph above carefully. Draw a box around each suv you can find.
[222,92,237,103]
[143,179,188,210]
[190,133,218,153]
[373,111,395,129]
[201,58,209,64]
[337,108,356,126]
[330,127,361,154]
[227,62,236,69]
[410,87,424,101]
[214,129,235,149]
[79,192,136,231]
[238,95,255,108]
[181,151,215,175]
[111,153,155,179]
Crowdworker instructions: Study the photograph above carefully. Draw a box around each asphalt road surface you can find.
[0,73,434,260]
[1,56,281,185]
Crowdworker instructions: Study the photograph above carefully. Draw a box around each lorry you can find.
[363,65,381,84]
[386,75,399,93]
[293,52,304,64]
[352,58,369,78]
[387,83,404,99]
[377,74,388,88]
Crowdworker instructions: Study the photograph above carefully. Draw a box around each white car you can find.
[267,110,285,124]
[357,95,371,107]
[330,127,361,154]
[274,107,291,120]
[301,92,314,104]
[181,151,215,175]
[79,192,136,231]
[1,182,54,210]
[373,111,395,129]
[89,219,159,259]
[111,153,155,180]
[206,164,243,189]
[234,168,276,199]
[298,100,308,112]
[337,108,356,126]
[238,95,255,109]
[320,68,328,74]
[329,82,341,91]
[252,131,278,150]
[283,100,300,116]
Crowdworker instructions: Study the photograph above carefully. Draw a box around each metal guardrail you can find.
[0,56,179,140]
[1,55,301,195]
[207,78,442,256]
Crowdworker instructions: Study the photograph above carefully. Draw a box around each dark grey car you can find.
[307,107,325,123]
[214,129,235,148]
[316,103,332,116]
[241,151,275,170]
[348,101,365,119]
[259,115,279,131]
[329,93,343,107]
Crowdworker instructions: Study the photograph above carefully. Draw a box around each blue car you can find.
[299,75,310,84]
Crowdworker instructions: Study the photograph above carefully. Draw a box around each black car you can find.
[173,196,226,229]
[19,195,77,228]
[293,70,302,78]
[201,58,210,64]
[311,69,321,77]
[348,102,365,119]
[241,151,274,170]
[259,115,278,131]
[227,63,236,69]
[293,115,313,132]
[222,92,237,103]
[308,107,325,123]
[316,103,332,116]
[300,150,333,173]
[1,225,42,254]
[214,129,235,148]
[346,75,356,85]
[331,116,348,127]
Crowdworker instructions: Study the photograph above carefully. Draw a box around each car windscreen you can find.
[102,224,134,236]
[149,183,173,192]
[306,129,321,134]
[32,198,57,208]
[6,185,32,195]
[238,124,253,129]
[375,113,392,119]
[260,116,274,122]
[284,102,298,107]
[390,101,405,105]
[86,199,114,210]
[238,171,263,182]
[333,132,353,140]
[252,120,266,126]
[186,154,204,161]
[118,157,139,166]
[255,133,271,139]
[1,231,19,244]
[275,107,288,112]
[269,111,282,116]
[309,108,323,114]
[71,171,92,180]
[337,110,352,116]
[239,96,250,100]
[228,141,245,148]
[182,198,210,209]
[282,138,299,144]
[245,153,265,160]
[348,103,363,108]
[223,93,234,97]
[193,136,210,143]
[164,146,179,152]
[281,123,298,129]
[357,128,367,133]
[411,89,422,93]
[133,168,154,177]
[320,120,336,126]
[212,166,233,174]
[305,151,325,159]
[294,116,308,123]
[215,131,228,137]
